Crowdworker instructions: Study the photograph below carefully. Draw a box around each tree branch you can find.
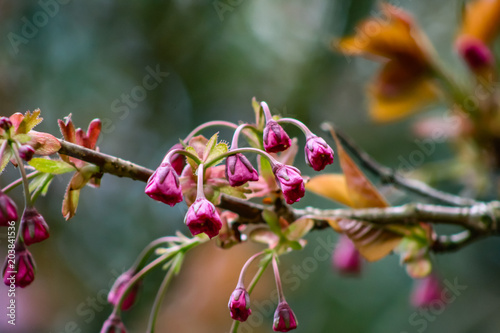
[321,123,478,207]
[55,138,499,253]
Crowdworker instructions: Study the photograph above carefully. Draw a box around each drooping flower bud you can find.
[225,153,259,187]
[20,207,49,246]
[228,287,252,322]
[273,301,298,332]
[273,163,305,204]
[304,136,334,171]
[263,120,292,153]
[0,117,12,131]
[145,163,183,206]
[410,274,442,308]
[456,36,494,73]
[108,270,140,311]
[332,235,361,275]
[18,145,35,162]
[3,242,36,288]
[168,143,186,175]
[100,314,127,333]
[184,198,222,239]
[0,191,18,226]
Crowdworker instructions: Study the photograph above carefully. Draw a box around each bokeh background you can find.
[1,0,500,332]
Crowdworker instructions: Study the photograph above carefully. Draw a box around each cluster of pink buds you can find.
[144,100,334,241]
[0,116,51,289]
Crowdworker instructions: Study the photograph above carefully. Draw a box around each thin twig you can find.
[321,122,478,207]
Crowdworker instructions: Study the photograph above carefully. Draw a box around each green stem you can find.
[10,143,33,208]
[111,237,203,317]
[131,236,182,273]
[30,173,53,204]
[2,171,40,193]
[146,253,183,333]
[230,254,272,333]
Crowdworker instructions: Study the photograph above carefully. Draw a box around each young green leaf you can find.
[202,132,219,162]
[29,158,75,174]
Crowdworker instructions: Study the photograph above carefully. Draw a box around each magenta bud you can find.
[100,315,127,333]
[2,242,36,288]
[225,153,259,187]
[273,301,298,332]
[332,235,361,275]
[168,143,186,175]
[456,36,494,72]
[263,120,292,153]
[184,198,222,239]
[410,275,442,308]
[145,163,183,206]
[20,207,50,246]
[228,287,252,322]
[0,191,18,226]
[305,136,334,171]
[18,145,35,162]
[273,163,305,204]
[108,270,140,311]
[0,117,12,131]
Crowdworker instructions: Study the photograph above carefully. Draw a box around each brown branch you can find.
[321,123,479,207]
[55,138,499,253]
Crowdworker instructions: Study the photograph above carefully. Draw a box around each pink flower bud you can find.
[100,315,127,333]
[0,191,18,226]
[184,198,222,239]
[273,164,305,204]
[228,287,252,322]
[273,301,298,332]
[225,153,259,187]
[304,136,334,171]
[20,207,49,246]
[145,163,183,206]
[264,120,292,153]
[18,145,35,162]
[0,117,12,131]
[3,242,36,288]
[332,235,361,275]
[410,274,442,308]
[108,270,140,311]
[456,36,494,72]
[168,143,186,175]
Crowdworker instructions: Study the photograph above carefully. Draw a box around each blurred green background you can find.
[1,0,500,332]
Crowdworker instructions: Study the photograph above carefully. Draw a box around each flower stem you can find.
[10,143,33,208]
[236,251,265,288]
[2,171,40,194]
[196,163,205,199]
[261,102,273,122]
[277,118,313,137]
[131,236,182,273]
[164,148,202,166]
[230,124,253,150]
[183,121,238,142]
[205,147,278,169]
[111,237,203,317]
[146,253,183,333]
[230,253,272,333]
[272,254,286,303]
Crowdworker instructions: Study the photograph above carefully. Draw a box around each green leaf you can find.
[172,252,185,275]
[29,158,75,174]
[185,146,199,172]
[0,142,11,175]
[262,209,282,236]
[18,109,43,134]
[284,218,314,241]
[13,134,31,144]
[219,185,249,199]
[202,132,219,162]
[29,173,52,193]
[205,142,228,165]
